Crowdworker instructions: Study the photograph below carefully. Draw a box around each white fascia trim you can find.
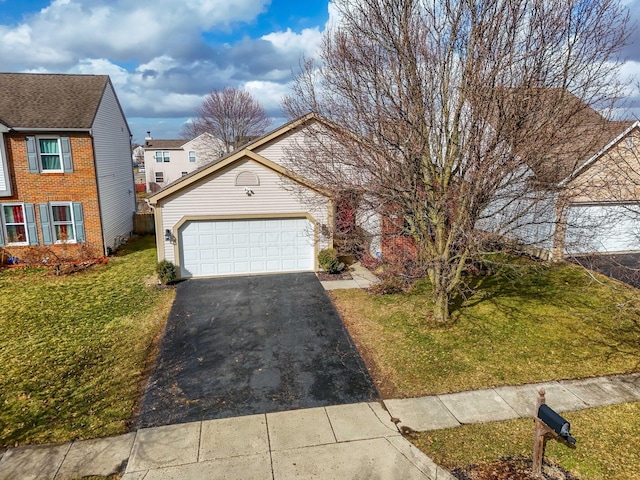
[558,120,640,187]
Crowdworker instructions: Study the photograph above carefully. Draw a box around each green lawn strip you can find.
[0,236,175,447]
[332,261,639,397]
[409,402,640,480]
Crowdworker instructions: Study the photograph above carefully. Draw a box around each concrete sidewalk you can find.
[384,372,640,432]
[1,372,638,479]
[0,402,453,480]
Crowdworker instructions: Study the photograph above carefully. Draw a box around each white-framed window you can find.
[38,202,84,245]
[2,203,28,245]
[26,136,74,174]
[155,151,170,163]
[50,203,76,243]
[155,172,164,183]
[38,138,63,171]
[189,151,196,163]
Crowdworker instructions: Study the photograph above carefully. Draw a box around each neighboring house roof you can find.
[148,113,332,204]
[560,120,640,186]
[492,88,634,185]
[144,139,188,150]
[0,73,110,129]
[145,133,223,150]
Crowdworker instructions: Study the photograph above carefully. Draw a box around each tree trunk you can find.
[433,283,450,323]
[427,260,451,323]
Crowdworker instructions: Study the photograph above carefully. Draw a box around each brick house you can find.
[0,73,135,261]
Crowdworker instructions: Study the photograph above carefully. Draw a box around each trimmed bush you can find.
[156,260,177,284]
[318,248,344,274]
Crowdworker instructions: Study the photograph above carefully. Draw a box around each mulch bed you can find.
[316,271,353,281]
[451,456,579,480]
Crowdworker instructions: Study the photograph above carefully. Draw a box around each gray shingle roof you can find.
[144,139,188,150]
[0,73,109,129]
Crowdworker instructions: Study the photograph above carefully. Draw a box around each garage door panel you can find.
[265,232,280,243]
[566,205,639,254]
[200,235,214,246]
[250,260,266,270]
[180,218,314,278]
[217,262,233,274]
[216,234,232,245]
[234,261,249,272]
[201,249,215,260]
[216,249,231,260]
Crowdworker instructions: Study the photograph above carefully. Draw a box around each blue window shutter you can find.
[60,137,73,172]
[24,204,39,245]
[72,202,85,242]
[26,136,39,173]
[38,203,53,245]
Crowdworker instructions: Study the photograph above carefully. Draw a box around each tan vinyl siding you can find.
[92,82,136,253]
[253,128,309,171]
[158,159,330,263]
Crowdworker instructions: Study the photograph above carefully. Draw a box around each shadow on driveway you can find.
[136,273,378,428]
[570,253,640,288]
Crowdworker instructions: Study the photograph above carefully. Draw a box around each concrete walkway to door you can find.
[136,272,378,429]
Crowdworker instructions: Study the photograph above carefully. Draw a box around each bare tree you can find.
[283,0,630,322]
[182,87,272,153]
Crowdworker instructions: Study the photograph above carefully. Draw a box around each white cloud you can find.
[244,80,292,113]
[0,0,271,69]
[262,27,323,58]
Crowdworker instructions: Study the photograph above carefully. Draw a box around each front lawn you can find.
[332,260,639,398]
[331,258,640,479]
[0,236,175,447]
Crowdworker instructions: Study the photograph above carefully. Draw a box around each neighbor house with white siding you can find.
[478,90,640,259]
[144,133,226,192]
[0,73,135,259]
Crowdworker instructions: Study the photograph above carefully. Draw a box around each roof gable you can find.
[560,121,640,186]
[147,113,336,204]
[148,148,329,205]
[0,73,108,129]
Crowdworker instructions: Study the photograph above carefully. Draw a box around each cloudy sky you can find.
[1,0,639,143]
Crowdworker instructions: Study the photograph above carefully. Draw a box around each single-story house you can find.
[147,115,334,279]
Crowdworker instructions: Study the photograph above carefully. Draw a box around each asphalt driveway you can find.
[570,253,640,288]
[136,273,378,428]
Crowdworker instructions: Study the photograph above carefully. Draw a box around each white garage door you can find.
[565,204,640,254]
[179,218,314,278]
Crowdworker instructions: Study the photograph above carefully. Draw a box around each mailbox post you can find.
[532,388,576,478]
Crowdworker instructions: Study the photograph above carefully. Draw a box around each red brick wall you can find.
[381,214,418,261]
[1,133,104,260]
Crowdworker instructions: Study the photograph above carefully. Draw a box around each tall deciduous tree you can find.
[182,87,272,152]
[283,0,630,322]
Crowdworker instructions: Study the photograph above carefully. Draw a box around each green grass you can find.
[332,260,640,398]
[332,258,640,479]
[409,402,640,480]
[0,236,175,447]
